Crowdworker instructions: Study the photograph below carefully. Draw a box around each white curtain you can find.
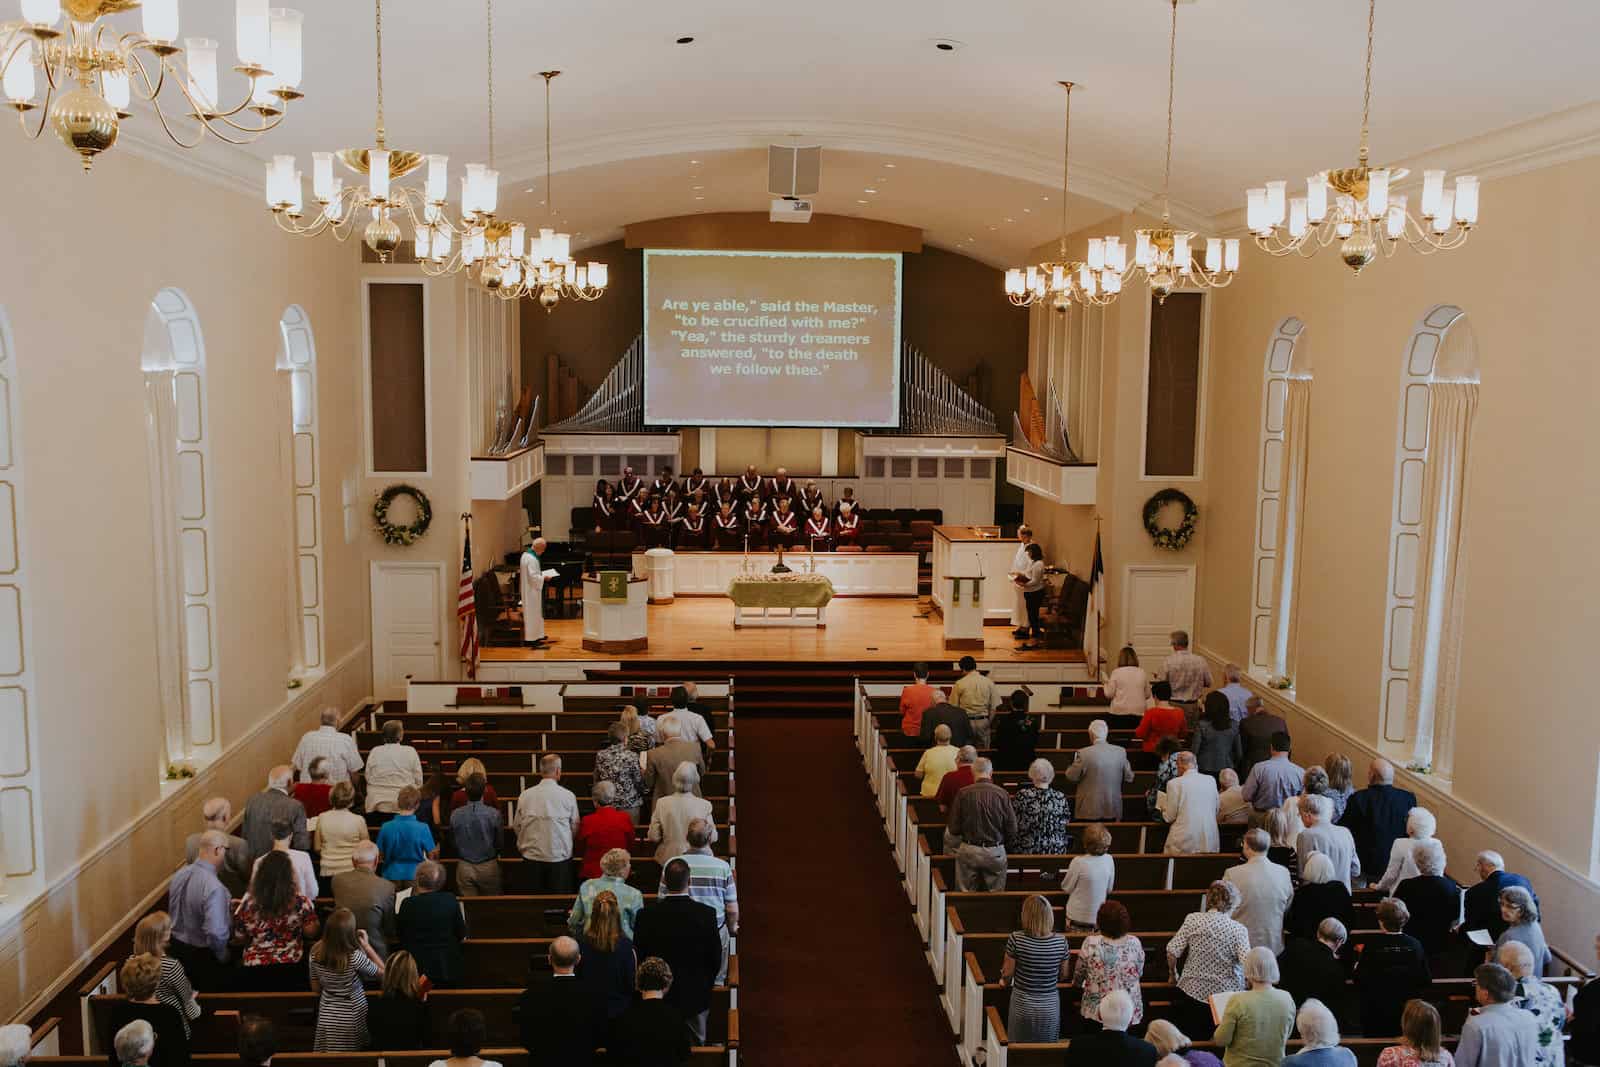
[1269,378,1311,676]
[1405,380,1479,776]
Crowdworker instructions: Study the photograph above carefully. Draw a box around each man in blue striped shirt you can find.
[660,817,737,984]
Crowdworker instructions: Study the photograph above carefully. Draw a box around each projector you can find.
[770,198,813,223]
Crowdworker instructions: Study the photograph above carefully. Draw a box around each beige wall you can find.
[0,144,370,1019]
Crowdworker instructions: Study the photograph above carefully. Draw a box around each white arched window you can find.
[0,306,43,898]
[143,288,218,768]
[1248,317,1312,681]
[278,306,324,675]
[1379,305,1478,776]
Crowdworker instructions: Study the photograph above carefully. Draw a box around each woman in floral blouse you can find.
[1501,940,1563,1067]
[1146,736,1183,819]
[231,851,319,990]
[1010,758,1071,854]
[1074,900,1146,1028]
[1166,879,1250,1040]
[595,722,647,823]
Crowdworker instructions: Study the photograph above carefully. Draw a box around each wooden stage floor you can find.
[480,595,1087,664]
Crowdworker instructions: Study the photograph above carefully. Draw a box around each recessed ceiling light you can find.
[694,195,705,200]
[1004,217,1014,223]
[856,199,868,204]
[689,159,700,165]
[988,226,997,231]
[932,38,965,52]
[525,187,535,193]
[1041,195,1050,201]
[675,35,695,44]
[692,185,704,190]
[883,162,896,169]
[1023,208,1031,214]
[864,188,877,194]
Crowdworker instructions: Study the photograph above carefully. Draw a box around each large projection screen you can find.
[643,249,903,427]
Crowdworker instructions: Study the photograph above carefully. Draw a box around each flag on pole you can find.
[1083,532,1105,681]
[458,521,479,679]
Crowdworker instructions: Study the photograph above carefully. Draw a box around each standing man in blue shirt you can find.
[375,786,436,885]
[168,830,232,990]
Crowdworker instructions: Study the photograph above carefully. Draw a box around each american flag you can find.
[458,522,478,679]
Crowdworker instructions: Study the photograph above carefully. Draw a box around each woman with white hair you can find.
[1011,758,1071,854]
[647,762,715,864]
[1375,808,1441,892]
[1146,1018,1224,1067]
[112,1020,155,1067]
[1168,880,1252,1040]
[1282,998,1356,1065]
[1496,885,1552,976]
[1061,989,1161,1065]
[1283,852,1354,942]
[1213,947,1296,1067]
[1393,839,1463,964]
[1499,940,1564,1067]
[0,1025,32,1067]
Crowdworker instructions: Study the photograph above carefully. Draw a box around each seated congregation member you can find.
[919,698,973,748]
[576,890,637,1023]
[768,496,799,548]
[711,500,742,548]
[1499,941,1564,1067]
[734,464,761,501]
[1011,758,1071,855]
[1227,829,1295,955]
[1242,732,1306,817]
[1134,680,1188,753]
[1456,963,1539,1067]
[952,657,1000,747]
[650,763,715,864]
[1296,794,1360,891]
[1356,898,1431,1037]
[741,494,768,547]
[1463,850,1536,941]
[1284,852,1355,942]
[592,479,617,531]
[1279,918,1352,1030]
[397,861,466,988]
[663,486,684,524]
[1282,998,1358,1066]
[659,687,715,751]
[1063,989,1159,1067]
[1000,894,1072,1043]
[308,908,385,1051]
[232,851,319,990]
[334,841,397,958]
[106,955,190,1067]
[1377,999,1454,1067]
[1218,768,1252,825]
[1146,1019,1224,1067]
[111,1020,156,1067]
[803,504,833,550]
[1167,880,1251,1039]
[1159,750,1222,855]
[317,781,370,883]
[947,758,1017,892]
[1193,693,1243,779]
[571,847,644,940]
[1067,719,1136,821]
[242,766,310,859]
[520,937,602,1066]
[992,690,1040,772]
[578,782,635,881]
[1075,901,1146,1033]
[375,786,436,884]
[252,818,318,901]
[635,857,723,1043]
[675,502,707,548]
[643,719,706,802]
[448,773,502,897]
[611,957,692,1067]
[366,950,431,1050]
[1061,823,1117,930]
[597,723,647,822]
[515,754,581,893]
[1496,885,1551,976]
[292,705,366,785]
[130,914,201,1039]
[1393,840,1463,966]
[1338,758,1417,882]
[936,746,979,813]
[364,720,425,815]
[426,1009,500,1067]
[899,662,940,742]
[1375,807,1443,893]
[915,724,959,798]
[1213,947,1297,1067]
[449,758,499,812]
[293,757,334,818]
[833,501,862,546]
[185,797,254,898]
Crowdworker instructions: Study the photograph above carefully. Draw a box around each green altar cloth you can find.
[726,574,835,609]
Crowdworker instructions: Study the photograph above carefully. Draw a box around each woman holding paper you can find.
[1212,947,1296,1067]
[1007,525,1035,637]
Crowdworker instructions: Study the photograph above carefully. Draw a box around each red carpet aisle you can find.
[735,715,959,1065]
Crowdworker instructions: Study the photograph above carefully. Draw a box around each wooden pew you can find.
[475,770,733,797]
[436,850,734,896]
[354,748,732,775]
[371,708,730,732]
[355,728,732,751]
[427,822,734,862]
[34,1048,735,1067]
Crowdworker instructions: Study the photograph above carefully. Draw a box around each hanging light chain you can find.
[1058,81,1072,254]
[373,0,385,147]
[543,71,556,218]
[1163,0,1178,222]
[486,0,495,168]
[1359,0,1375,165]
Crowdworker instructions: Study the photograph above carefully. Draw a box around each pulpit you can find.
[582,572,648,652]
[942,572,986,650]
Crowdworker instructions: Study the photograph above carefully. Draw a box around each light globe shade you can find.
[1432,190,1454,234]
[325,180,344,220]
[268,9,303,88]
[1172,232,1191,271]
[1265,180,1287,225]
[414,227,430,260]
[1086,237,1105,271]
[1385,195,1407,239]
[1004,268,1023,295]
[1246,187,1266,232]
[463,163,485,213]
[510,223,526,258]
[1366,168,1390,220]
[1306,173,1329,222]
[1204,237,1221,272]
[425,154,448,203]
[185,38,219,110]
[1420,169,1445,218]
[482,168,499,213]
[1454,175,1479,223]
[1105,237,1126,273]
[574,265,588,289]
[142,0,180,43]
[1288,197,1308,238]
[311,151,333,200]
[20,0,59,27]
[368,148,390,201]
[3,40,35,104]
[1223,239,1240,271]
[589,262,608,288]
[553,232,571,262]
[102,68,130,111]
[235,0,271,68]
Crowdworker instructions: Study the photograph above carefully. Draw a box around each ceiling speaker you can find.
[768,144,821,198]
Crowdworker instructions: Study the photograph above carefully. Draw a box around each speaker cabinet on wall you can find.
[768,144,821,198]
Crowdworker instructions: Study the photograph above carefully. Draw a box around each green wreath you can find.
[1143,488,1198,551]
[374,484,433,546]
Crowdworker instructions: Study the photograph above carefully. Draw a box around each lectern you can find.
[942,572,986,650]
[582,572,648,652]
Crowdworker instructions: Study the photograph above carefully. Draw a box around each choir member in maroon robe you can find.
[592,479,617,531]
[616,465,643,504]
[804,505,833,551]
[687,487,709,518]
[652,466,675,497]
[768,467,796,501]
[663,487,684,524]
[743,494,769,547]
[798,479,824,515]
[712,501,742,549]
[833,486,861,518]
[636,496,672,548]
[769,497,800,548]
[833,500,862,546]
[738,465,763,501]
[682,467,709,497]
[676,502,707,549]
[713,478,739,510]
[627,489,648,524]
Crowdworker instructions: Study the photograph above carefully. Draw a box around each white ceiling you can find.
[123,0,1600,263]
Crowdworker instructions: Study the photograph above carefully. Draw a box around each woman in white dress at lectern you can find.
[1008,525,1035,637]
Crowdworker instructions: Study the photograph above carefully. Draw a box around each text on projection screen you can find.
[642,249,903,427]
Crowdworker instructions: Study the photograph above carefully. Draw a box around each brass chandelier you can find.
[1004,82,1123,313]
[1245,0,1478,272]
[2,0,304,172]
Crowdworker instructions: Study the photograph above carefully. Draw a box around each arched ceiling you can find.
[135,0,1600,264]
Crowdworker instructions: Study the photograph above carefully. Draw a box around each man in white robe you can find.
[1157,751,1221,854]
[520,537,550,645]
[1008,524,1034,636]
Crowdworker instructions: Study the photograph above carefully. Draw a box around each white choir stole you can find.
[806,519,830,537]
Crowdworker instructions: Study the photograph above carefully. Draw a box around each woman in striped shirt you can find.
[1000,894,1070,1042]
[130,912,201,1038]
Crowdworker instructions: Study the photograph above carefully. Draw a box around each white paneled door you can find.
[1123,564,1196,669]
[371,561,444,700]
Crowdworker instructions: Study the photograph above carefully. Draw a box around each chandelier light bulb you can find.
[1134,231,1153,269]
[285,169,303,216]
[414,226,430,260]
[1086,238,1104,271]
[185,38,219,111]
[1102,270,1121,294]
[268,9,303,89]
[1172,233,1191,271]
[19,0,58,27]
[142,0,180,43]
[1246,188,1266,233]
[574,265,588,289]
[510,223,526,258]
[3,40,35,104]
[1385,196,1406,239]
